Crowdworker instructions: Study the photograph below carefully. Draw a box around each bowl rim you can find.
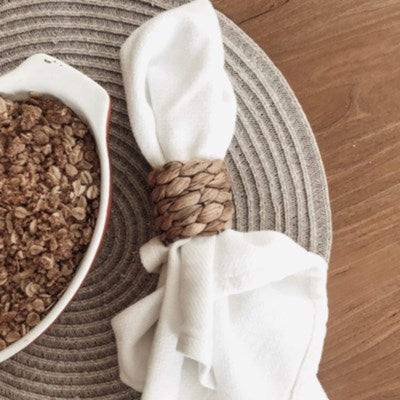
[0,54,113,363]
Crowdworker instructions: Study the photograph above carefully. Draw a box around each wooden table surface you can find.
[213,0,400,399]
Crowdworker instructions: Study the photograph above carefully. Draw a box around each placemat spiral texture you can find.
[0,0,332,398]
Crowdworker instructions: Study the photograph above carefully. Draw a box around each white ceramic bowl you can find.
[0,54,112,363]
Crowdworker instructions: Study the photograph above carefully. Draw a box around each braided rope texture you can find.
[148,160,234,242]
[0,0,331,399]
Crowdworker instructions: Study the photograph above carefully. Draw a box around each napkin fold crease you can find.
[112,1,329,399]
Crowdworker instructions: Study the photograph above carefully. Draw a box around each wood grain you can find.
[212,0,400,399]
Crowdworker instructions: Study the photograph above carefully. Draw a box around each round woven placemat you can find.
[0,0,332,399]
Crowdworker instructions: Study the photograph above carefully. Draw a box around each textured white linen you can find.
[112,0,329,399]
[119,0,236,167]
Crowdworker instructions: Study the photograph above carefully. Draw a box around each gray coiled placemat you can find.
[0,0,332,398]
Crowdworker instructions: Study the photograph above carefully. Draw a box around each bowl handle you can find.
[0,54,110,147]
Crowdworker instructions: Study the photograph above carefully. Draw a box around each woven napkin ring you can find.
[147,159,234,243]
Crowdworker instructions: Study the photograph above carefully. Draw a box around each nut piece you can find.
[7,138,25,157]
[65,163,78,177]
[25,282,41,297]
[5,331,21,344]
[71,207,86,220]
[68,145,83,165]
[32,299,45,313]
[34,131,50,144]
[14,206,29,219]
[86,185,99,199]
[0,267,8,284]
[29,219,38,234]
[0,97,7,117]
[20,104,42,130]
[30,244,45,256]
[26,312,41,327]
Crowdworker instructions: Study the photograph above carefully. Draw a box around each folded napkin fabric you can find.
[119,0,236,166]
[112,1,330,399]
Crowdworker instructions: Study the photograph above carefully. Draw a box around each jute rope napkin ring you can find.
[147,159,234,242]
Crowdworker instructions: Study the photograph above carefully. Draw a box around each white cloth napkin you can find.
[112,1,329,399]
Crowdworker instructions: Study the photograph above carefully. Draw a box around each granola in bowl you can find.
[0,94,100,350]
